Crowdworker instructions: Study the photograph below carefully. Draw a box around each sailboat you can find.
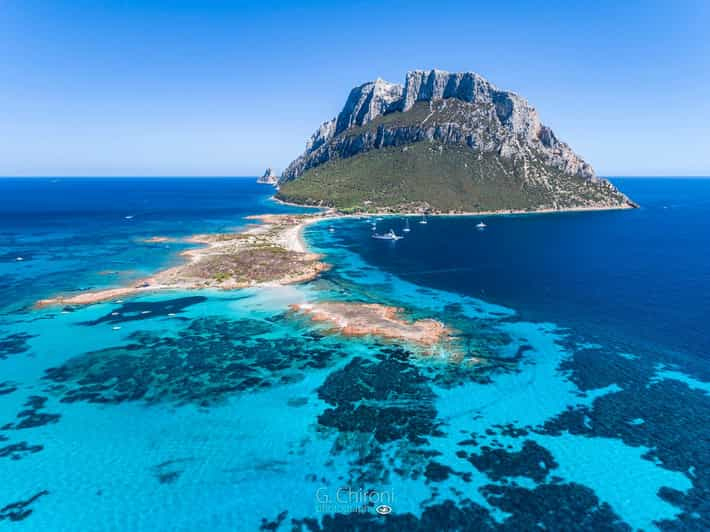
[372,229,404,241]
[403,218,411,232]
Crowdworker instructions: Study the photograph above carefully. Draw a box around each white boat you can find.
[124,215,134,220]
[403,219,411,232]
[372,229,403,241]
[418,215,428,225]
[15,257,24,261]
[476,221,487,229]
[328,226,335,232]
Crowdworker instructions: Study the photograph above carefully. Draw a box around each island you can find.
[257,167,278,185]
[35,69,639,352]
[277,69,636,213]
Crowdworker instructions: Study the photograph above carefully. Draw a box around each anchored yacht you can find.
[372,229,403,241]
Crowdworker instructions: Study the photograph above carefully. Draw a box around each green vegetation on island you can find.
[277,141,630,213]
[277,69,635,213]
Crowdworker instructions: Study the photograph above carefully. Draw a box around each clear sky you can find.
[1,0,708,177]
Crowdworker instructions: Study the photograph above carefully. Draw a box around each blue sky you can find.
[1,0,708,177]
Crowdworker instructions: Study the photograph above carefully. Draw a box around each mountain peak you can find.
[278,69,634,213]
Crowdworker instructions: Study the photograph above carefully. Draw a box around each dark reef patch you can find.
[482,482,631,531]
[0,381,17,395]
[0,331,34,360]
[315,346,448,487]
[541,343,710,529]
[79,296,208,326]
[0,441,44,460]
[465,440,557,483]
[423,460,471,483]
[44,316,351,406]
[317,349,442,445]
[151,459,192,485]
[3,396,60,430]
[558,344,656,392]
[260,510,289,531]
[0,490,49,522]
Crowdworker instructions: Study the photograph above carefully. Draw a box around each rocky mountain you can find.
[257,167,278,185]
[277,69,635,213]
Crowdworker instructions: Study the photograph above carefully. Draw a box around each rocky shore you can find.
[291,301,451,348]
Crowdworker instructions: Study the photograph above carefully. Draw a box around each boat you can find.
[403,219,411,232]
[15,257,24,261]
[418,215,428,225]
[328,226,335,232]
[124,215,134,220]
[476,221,487,229]
[372,229,404,241]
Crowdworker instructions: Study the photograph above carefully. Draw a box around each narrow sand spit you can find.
[36,214,330,308]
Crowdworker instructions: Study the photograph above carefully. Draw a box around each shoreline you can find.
[271,194,637,218]
[34,210,457,350]
[34,197,635,349]
[36,199,634,309]
[35,213,331,309]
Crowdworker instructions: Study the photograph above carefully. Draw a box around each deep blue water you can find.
[0,177,708,531]
[328,179,710,368]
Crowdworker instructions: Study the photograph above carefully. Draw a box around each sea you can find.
[0,177,708,531]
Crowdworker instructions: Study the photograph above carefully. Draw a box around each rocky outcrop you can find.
[282,69,597,183]
[257,167,278,185]
[334,78,404,136]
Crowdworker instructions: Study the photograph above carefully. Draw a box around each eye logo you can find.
[376,504,392,515]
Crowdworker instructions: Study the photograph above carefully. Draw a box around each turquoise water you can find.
[0,178,708,530]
